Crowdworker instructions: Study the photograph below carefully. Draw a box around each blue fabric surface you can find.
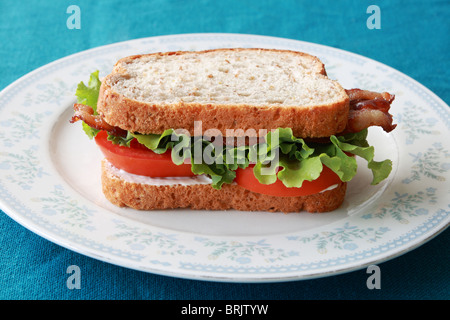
[0,0,448,300]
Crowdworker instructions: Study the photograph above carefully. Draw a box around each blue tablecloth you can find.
[0,0,448,300]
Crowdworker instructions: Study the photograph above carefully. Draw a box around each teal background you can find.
[0,0,448,299]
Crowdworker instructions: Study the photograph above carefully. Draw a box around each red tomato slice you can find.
[95,130,194,177]
[235,164,341,197]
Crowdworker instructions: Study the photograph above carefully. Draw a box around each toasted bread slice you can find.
[101,160,347,213]
[97,48,349,138]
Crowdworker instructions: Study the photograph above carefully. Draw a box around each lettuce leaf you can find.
[251,128,392,188]
[75,70,102,139]
[131,130,239,188]
[128,127,391,189]
[76,70,101,110]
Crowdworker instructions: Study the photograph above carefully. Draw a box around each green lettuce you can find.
[75,70,101,139]
[251,128,392,188]
[128,127,392,189]
[75,71,393,190]
[131,131,240,189]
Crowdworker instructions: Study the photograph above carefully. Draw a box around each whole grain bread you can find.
[97,48,349,138]
[101,160,347,213]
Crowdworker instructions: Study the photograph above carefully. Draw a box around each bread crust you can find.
[97,48,349,138]
[101,160,347,213]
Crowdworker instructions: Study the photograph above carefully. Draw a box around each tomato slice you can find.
[95,130,194,177]
[235,164,341,197]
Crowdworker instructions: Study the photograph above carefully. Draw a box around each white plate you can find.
[0,33,449,283]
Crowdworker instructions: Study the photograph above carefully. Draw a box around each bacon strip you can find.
[343,88,397,134]
[69,104,127,137]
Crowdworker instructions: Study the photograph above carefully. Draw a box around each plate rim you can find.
[0,32,449,283]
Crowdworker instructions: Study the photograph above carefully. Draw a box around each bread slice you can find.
[97,48,349,138]
[101,160,347,213]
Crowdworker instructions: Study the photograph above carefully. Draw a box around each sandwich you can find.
[70,48,396,213]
